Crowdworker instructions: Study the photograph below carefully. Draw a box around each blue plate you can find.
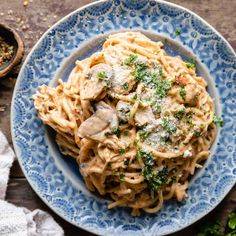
[11,0,236,235]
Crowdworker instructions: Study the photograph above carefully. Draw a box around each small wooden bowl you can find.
[0,23,24,78]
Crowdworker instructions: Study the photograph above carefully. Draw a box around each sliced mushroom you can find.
[89,63,113,79]
[134,106,156,127]
[80,63,113,100]
[77,102,118,141]
[116,101,132,123]
[111,64,136,94]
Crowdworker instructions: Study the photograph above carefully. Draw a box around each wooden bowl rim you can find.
[0,23,24,78]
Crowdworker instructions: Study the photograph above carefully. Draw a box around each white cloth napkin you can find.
[0,131,64,236]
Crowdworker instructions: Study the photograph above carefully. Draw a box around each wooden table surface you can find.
[0,0,235,235]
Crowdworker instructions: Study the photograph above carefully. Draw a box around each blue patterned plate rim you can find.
[11,0,236,235]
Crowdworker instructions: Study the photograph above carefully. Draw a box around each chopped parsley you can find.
[132,94,138,100]
[122,82,129,90]
[111,126,120,136]
[137,149,169,196]
[175,28,181,36]
[124,54,172,99]
[124,159,130,166]
[161,117,177,134]
[171,176,177,183]
[154,78,172,99]
[138,129,150,142]
[179,87,186,100]
[96,71,108,80]
[119,148,126,154]
[119,173,125,181]
[186,113,194,126]
[175,109,185,120]
[133,61,148,81]
[119,146,129,154]
[194,130,202,137]
[152,103,162,113]
[124,54,138,65]
[213,114,224,127]
[185,59,196,69]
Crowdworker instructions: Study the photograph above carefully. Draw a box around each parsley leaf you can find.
[96,71,108,80]
[122,82,129,90]
[119,173,125,181]
[179,87,186,100]
[175,109,185,120]
[119,148,126,154]
[185,59,196,69]
[119,146,129,154]
[124,54,138,65]
[213,114,224,127]
[111,126,120,136]
[228,212,236,230]
[138,129,150,141]
[133,61,148,80]
[186,113,194,126]
[137,150,168,196]
[161,117,177,134]
[124,159,130,166]
[155,79,172,98]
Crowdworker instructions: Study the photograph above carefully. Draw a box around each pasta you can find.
[33,32,217,216]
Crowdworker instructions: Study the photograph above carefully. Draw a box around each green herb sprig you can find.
[213,114,224,127]
[137,149,168,196]
[161,117,177,134]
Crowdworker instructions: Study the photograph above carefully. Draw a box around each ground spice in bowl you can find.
[0,36,14,67]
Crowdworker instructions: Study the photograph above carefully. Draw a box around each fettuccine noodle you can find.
[33,32,216,216]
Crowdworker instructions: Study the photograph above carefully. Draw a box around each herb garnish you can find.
[111,126,120,136]
[133,61,148,80]
[186,113,194,126]
[138,129,150,142]
[124,55,172,99]
[161,117,177,134]
[213,114,224,127]
[124,159,130,166]
[119,146,130,154]
[137,149,169,196]
[132,94,138,100]
[185,59,196,69]
[194,130,202,137]
[122,82,129,90]
[124,54,138,65]
[119,173,125,181]
[179,87,186,100]
[175,109,185,120]
[96,71,108,80]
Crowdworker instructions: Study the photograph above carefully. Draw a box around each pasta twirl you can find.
[33,32,216,216]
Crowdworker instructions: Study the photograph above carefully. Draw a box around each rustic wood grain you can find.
[0,0,235,235]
